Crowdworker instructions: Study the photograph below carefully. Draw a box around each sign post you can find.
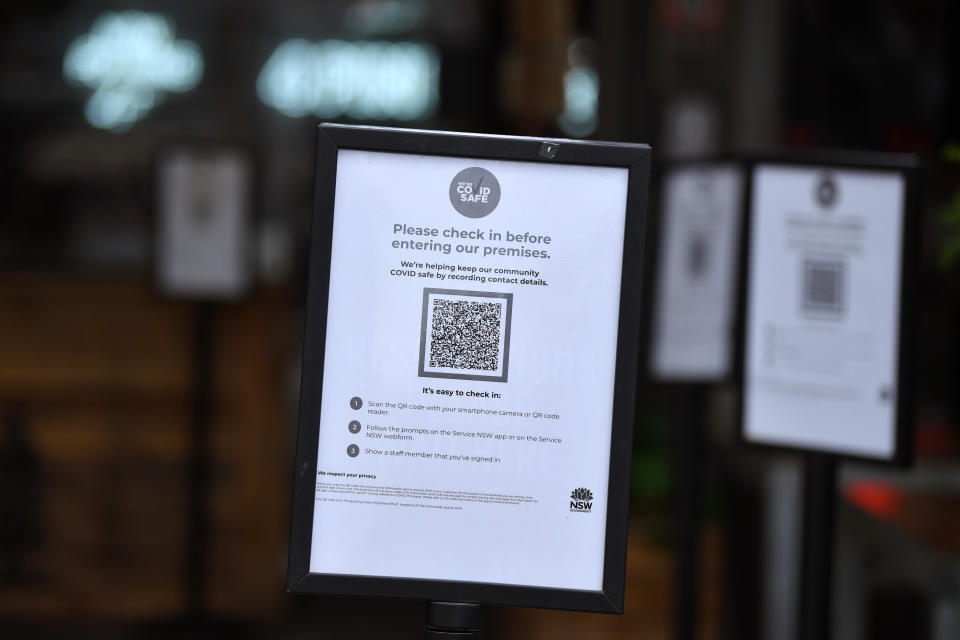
[287,125,651,625]
[648,161,745,640]
[739,154,918,640]
[154,145,255,622]
[798,452,838,640]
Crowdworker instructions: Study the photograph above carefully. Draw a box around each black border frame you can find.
[286,124,652,613]
[734,151,919,467]
[644,156,748,385]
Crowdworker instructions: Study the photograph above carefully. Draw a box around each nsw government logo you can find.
[570,487,594,513]
[449,167,500,218]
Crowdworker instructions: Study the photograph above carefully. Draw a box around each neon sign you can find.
[64,11,203,132]
[257,39,439,121]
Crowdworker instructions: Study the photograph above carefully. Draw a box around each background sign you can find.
[650,163,744,380]
[288,125,651,613]
[741,161,911,461]
[156,147,253,299]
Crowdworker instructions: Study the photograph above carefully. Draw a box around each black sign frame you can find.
[286,124,652,613]
[644,156,748,385]
[735,152,919,467]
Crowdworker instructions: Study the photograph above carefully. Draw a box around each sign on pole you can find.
[287,125,651,612]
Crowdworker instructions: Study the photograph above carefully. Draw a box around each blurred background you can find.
[1,0,959,638]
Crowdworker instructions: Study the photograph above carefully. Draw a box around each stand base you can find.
[425,601,481,639]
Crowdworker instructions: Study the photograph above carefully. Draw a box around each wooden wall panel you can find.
[0,275,290,623]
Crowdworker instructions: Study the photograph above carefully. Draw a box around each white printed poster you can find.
[743,165,905,459]
[156,148,252,298]
[650,164,744,380]
[310,150,629,591]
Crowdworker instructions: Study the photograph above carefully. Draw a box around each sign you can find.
[741,158,915,463]
[287,125,651,613]
[257,39,439,121]
[650,163,744,380]
[65,11,203,132]
[155,147,253,299]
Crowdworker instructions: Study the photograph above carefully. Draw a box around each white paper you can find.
[310,149,629,591]
[650,164,744,380]
[743,165,904,459]
[157,149,252,298]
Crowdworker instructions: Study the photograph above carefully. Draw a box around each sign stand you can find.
[737,153,918,640]
[798,452,838,640]
[152,144,255,627]
[424,602,481,639]
[647,161,745,640]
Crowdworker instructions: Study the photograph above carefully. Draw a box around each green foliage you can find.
[631,452,670,503]
[944,143,960,164]
[943,144,960,271]
[943,190,960,271]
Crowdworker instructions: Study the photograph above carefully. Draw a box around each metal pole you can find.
[424,601,481,639]
[672,385,708,640]
[798,453,838,640]
[186,302,214,618]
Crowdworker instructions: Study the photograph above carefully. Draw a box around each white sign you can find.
[310,149,629,591]
[650,164,744,380]
[156,148,253,299]
[743,165,905,459]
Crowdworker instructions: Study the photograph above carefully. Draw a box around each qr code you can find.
[430,299,502,370]
[419,288,513,382]
[686,233,709,278]
[802,257,845,315]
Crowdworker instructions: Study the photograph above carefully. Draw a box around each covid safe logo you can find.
[449,167,500,218]
[570,487,594,513]
[815,173,838,209]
